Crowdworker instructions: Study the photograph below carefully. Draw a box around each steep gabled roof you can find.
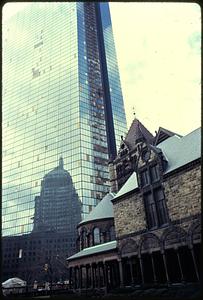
[158,127,201,174]
[154,127,182,145]
[114,127,200,201]
[113,172,138,200]
[124,118,154,150]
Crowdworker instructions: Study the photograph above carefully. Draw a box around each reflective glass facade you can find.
[2,2,127,236]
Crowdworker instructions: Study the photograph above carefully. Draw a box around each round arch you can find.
[188,220,201,248]
[92,226,101,245]
[161,226,187,250]
[120,238,137,257]
[138,233,160,256]
[79,227,87,250]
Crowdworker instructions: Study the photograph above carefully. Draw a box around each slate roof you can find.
[154,127,182,145]
[114,127,200,200]
[67,127,200,262]
[79,192,115,225]
[67,240,117,261]
[113,172,138,200]
[157,127,201,174]
[79,128,200,218]
[124,118,154,150]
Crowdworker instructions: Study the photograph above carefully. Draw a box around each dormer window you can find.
[140,169,150,187]
[140,164,160,187]
[150,165,160,183]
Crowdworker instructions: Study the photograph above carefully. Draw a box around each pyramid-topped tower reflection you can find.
[33,157,81,233]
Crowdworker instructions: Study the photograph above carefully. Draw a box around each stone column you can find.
[138,256,144,285]
[112,262,117,287]
[118,259,124,287]
[85,265,89,289]
[190,248,199,280]
[116,260,120,287]
[102,262,106,287]
[150,253,157,284]
[79,266,82,289]
[95,263,98,288]
[109,263,113,288]
[69,267,72,289]
[98,264,101,288]
[104,262,109,294]
[129,257,135,285]
[91,263,94,289]
[176,250,184,283]
[162,252,170,285]
[74,267,77,289]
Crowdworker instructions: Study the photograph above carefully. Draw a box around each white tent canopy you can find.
[2,277,26,288]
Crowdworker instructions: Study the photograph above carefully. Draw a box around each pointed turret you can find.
[123,118,154,150]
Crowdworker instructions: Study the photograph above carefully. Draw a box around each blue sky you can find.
[3,2,201,136]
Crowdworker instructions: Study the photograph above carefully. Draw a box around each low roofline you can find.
[77,216,114,228]
[67,246,117,262]
[67,240,117,261]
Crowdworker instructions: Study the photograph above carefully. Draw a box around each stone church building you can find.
[67,118,201,292]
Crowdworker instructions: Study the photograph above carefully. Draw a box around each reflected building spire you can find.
[59,156,64,169]
[33,158,81,233]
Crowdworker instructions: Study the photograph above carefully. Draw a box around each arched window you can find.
[109,226,116,241]
[93,227,100,245]
[81,229,87,250]
[86,233,90,247]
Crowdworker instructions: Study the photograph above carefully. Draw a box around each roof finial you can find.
[132,106,136,119]
[59,156,64,169]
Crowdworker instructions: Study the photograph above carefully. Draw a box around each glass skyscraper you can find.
[2,2,127,237]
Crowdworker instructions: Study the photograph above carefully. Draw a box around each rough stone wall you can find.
[113,163,201,241]
[163,164,201,221]
[113,192,146,238]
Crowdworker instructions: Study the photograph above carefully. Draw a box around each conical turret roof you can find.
[79,192,115,225]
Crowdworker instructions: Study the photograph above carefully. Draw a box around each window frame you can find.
[139,161,169,230]
[93,227,100,245]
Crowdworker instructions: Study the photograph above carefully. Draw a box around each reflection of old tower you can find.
[33,157,81,234]
[2,158,81,282]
